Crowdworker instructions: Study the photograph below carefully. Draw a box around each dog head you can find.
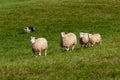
[24,26,35,33]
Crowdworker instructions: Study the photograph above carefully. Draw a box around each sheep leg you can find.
[91,43,94,47]
[66,47,69,51]
[99,41,102,45]
[32,49,37,57]
[81,44,83,47]
[84,44,87,48]
[45,50,47,56]
[72,45,75,50]
[35,55,38,58]
[39,51,41,56]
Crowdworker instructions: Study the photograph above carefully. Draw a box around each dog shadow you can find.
[19,32,26,34]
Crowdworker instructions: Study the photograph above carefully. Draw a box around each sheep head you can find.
[61,32,66,38]
[80,32,84,38]
[30,36,36,44]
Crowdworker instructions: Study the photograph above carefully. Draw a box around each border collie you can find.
[24,26,35,33]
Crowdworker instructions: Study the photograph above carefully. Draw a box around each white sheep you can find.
[79,32,90,47]
[30,36,48,57]
[88,33,102,47]
[60,32,77,51]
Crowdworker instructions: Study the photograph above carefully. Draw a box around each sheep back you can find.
[89,34,102,44]
[80,33,89,45]
[62,33,77,48]
[32,38,48,52]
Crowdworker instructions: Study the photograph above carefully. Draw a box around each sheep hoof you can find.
[66,48,69,51]
[72,46,75,50]
[39,55,41,56]
[45,54,47,56]
[35,56,38,58]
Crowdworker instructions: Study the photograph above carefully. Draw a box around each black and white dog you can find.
[24,26,35,33]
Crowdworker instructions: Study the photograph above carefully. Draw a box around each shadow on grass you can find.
[19,32,26,34]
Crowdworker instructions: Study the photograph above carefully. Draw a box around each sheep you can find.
[30,36,48,57]
[79,32,90,48]
[88,33,102,47]
[60,32,77,51]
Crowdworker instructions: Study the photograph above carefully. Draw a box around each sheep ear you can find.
[88,34,92,37]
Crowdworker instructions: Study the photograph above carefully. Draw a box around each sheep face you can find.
[88,34,92,38]
[30,36,36,44]
[80,32,89,38]
[80,32,84,38]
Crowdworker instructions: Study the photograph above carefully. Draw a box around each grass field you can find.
[0,0,120,79]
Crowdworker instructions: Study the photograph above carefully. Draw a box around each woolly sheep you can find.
[60,32,77,51]
[79,32,90,47]
[30,36,48,57]
[88,33,102,47]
